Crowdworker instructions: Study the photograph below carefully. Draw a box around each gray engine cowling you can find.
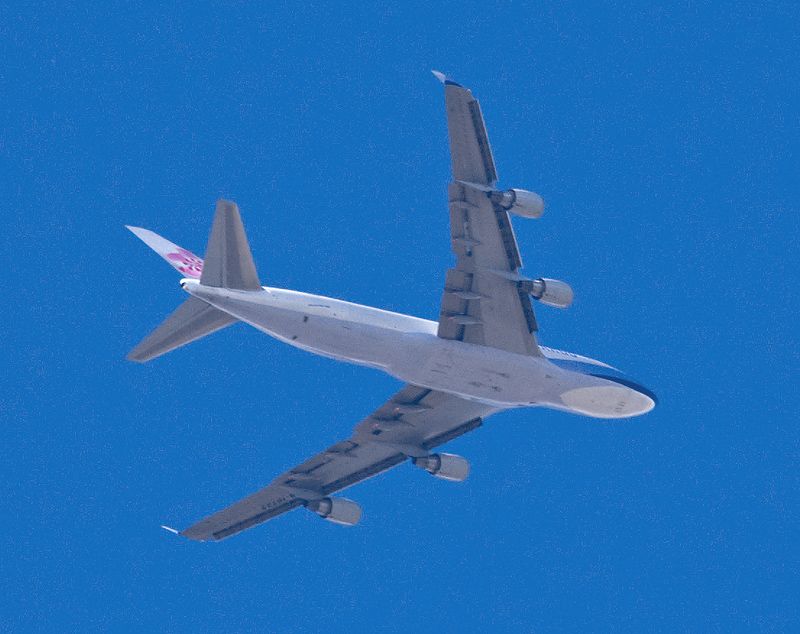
[413,453,470,482]
[490,188,545,218]
[520,277,574,309]
[307,497,362,526]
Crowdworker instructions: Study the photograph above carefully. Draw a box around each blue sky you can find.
[2,2,797,631]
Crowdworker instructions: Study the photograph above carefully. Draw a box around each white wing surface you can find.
[181,386,497,541]
[434,74,542,356]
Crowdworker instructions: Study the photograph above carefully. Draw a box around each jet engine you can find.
[489,188,545,219]
[413,453,470,482]
[307,497,362,526]
[520,277,574,309]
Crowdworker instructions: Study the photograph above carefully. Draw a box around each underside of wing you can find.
[434,73,542,357]
[180,386,498,541]
[435,72,498,187]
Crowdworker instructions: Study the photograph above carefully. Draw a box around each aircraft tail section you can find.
[126,199,261,289]
[126,199,262,363]
[127,296,236,363]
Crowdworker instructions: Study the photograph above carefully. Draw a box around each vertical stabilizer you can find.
[200,200,262,290]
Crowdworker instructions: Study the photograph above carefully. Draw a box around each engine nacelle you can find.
[490,188,545,219]
[413,453,470,482]
[307,497,362,526]
[520,277,574,309]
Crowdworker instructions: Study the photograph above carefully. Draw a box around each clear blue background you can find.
[2,2,797,631]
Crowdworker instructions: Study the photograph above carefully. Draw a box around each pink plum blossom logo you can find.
[166,248,203,278]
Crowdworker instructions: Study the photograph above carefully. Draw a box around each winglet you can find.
[160,525,180,535]
[431,69,462,87]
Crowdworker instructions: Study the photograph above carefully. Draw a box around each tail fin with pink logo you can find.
[124,226,206,279]
[125,199,261,363]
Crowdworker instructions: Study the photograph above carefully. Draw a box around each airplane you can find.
[126,72,656,542]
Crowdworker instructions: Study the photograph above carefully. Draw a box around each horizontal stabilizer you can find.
[127,296,236,363]
[200,200,261,291]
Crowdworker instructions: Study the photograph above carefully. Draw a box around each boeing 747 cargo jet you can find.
[127,72,656,541]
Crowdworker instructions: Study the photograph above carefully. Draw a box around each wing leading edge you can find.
[181,386,498,541]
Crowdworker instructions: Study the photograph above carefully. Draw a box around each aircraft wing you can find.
[434,73,542,356]
[180,386,497,541]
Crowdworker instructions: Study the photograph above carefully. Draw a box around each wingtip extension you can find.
[160,525,181,535]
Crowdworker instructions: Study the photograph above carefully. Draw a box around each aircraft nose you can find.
[605,376,658,413]
[575,374,658,418]
[627,380,658,410]
[627,386,657,416]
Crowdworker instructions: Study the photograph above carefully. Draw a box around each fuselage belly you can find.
[187,282,655,419]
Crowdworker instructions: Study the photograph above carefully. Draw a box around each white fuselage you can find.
[184,281,655,419]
